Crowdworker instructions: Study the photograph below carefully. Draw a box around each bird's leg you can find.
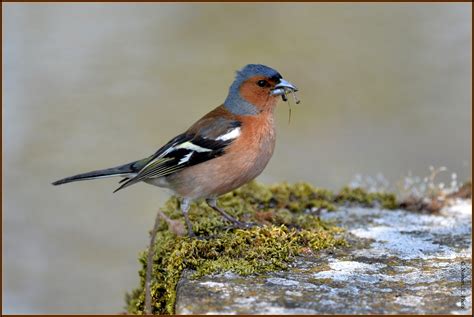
[180,198,196,238]
[206,198,258,229]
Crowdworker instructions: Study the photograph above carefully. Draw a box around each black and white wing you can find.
[114,120,241,192]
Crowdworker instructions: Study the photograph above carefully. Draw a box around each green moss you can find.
[335,186,397,209]
[125,181,398,314]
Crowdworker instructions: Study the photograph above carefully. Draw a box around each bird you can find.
[52,64,299,237]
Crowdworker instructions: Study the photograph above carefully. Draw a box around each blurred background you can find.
[2,3,471,313]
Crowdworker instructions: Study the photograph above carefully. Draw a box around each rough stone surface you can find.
[175,200,472,314]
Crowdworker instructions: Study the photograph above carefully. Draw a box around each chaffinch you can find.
[53,64,299,237]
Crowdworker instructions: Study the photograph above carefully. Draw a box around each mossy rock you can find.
[125,181,397,314]
[335,186,397,209]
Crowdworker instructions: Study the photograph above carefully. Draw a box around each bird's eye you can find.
[257,80,268,87]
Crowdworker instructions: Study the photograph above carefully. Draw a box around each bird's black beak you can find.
[271,79,299,102]
[271,79,298,96]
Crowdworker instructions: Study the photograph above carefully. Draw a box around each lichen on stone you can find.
[125,181,398,314]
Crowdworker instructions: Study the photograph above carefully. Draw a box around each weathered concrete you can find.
[175,200,472,314]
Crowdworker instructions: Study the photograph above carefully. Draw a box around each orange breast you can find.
[166,111,276,199]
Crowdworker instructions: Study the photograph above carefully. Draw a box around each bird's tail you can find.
[52,162,137,186]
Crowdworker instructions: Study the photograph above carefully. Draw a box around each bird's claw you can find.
[229,220,261,229]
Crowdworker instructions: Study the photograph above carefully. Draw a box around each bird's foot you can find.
[227,219,261,229]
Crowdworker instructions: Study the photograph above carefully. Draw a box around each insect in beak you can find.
[271,79,301,124]
[271,79,301,104]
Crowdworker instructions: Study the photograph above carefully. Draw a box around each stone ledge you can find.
[175,200,472,314]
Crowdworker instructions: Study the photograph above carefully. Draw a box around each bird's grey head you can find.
[224,64,283,115]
